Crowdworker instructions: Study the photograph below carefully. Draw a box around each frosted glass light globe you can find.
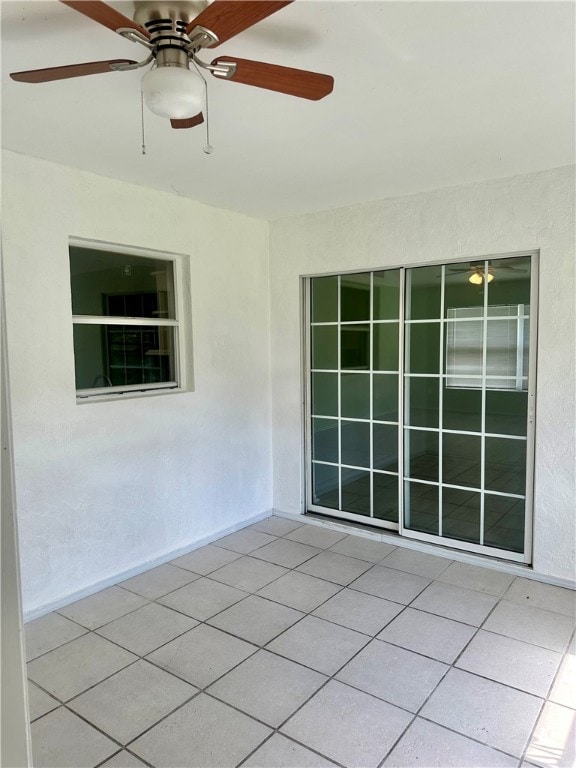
[141,66,204,119]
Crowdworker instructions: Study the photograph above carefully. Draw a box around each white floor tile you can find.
[251,538,322,568]
[157,577,247,620]
[207,594,304,646]
[438,562,515,596]
[243,734,337,767]
[216,529,277,554]
[284,525,348,549]
[57,587,148,630]
[483,600,575,653]
[171,544,241,575]
[119,563,199,599]
[411,581,498,626]
[380,547,452,579]
[549,651,576,709]
[31,708,117,768]
[25,612,87,661]
[504,579,575,617]
[297,550,372,585]
[209,555,288,592]
[350,565,431,604]
[524,701,576,768]
[100,751,147,767]
[27,683,59,722]
[313,588,403,636]
[328,535,396,563]
[257,571,341,612]
[250,516,305,536]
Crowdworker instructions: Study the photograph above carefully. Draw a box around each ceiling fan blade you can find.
[211,56,334,100]
[171,113,204,129]
[60,1,149,37]
[188,1,293,46]
[10,60,137,83]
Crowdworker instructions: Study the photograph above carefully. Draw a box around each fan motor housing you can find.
[133,1,209,26]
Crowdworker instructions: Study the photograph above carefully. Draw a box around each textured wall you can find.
[269,166,575,581]
[2,150,272,615]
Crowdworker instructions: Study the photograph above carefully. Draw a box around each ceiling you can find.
[1,0,574,219]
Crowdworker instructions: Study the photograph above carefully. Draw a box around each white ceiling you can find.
[1,0,574,218]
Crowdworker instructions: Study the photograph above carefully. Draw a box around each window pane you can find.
[405,429,438,481]
[484,494,525,553]
[341,273,370,321]
[443,433,481,488]
[373,374,398,422]
[442,488,480,544]
[445,318,483,385]
[373,269,400,320]
[341,468,371,516]
[312,418,338,464]
[373,473,398,522]
[312,276,338,323]
[312,463,339,509]
[341,421,370,468]
[485,390,528,436]
[485,437,527,495]
[444,262,486,314]
[312,373,338,417]
[373,323,399,371]
[406,265,442,320]
[341,325,370,370]
[312,326,338,370]
[70,247,175,319]
[407,323,440,374]
[73,324,175,390]
[407,377,438,428]
[487,256,531,307]
[404,482,438,534]
[341,373,370,419]
[443,384,482,432]
[373,424,398,472]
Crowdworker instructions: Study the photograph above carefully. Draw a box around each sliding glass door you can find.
[306,252,537,563]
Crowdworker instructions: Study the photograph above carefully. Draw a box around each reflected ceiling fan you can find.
[10,1,334,129]
[448,263,528,285]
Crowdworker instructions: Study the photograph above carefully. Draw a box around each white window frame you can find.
[70,237,193,402]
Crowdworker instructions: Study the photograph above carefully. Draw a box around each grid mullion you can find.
[438,265,445,537]
[337,275,342,511]
[480,260,489,546]
[369,271,374,518]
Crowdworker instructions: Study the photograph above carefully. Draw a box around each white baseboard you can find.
[24,509,273,622]
[272,509,576,591]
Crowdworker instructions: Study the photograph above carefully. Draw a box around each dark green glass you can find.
[484,494,525,553]
[373,473,399,522]
[311,372,338,417]
[312,463,339,509]
[407,323,440,374]
[341,468,371,516]
[485,390,528,437]
[341,273,370,321]
[312,326,338,370]
[404,481,438,534]
[341,325,370,370]
[407,265,442,320]
[341,421,370,468]
[442,488,481,544]
[443,384,482,432]
[405,429,439,481]
[373,374,398,422]
[312,418,338,464]
[407,377,439,428]
[485,437,527,496]
[373,424,398,472]
[443,433,481,488]
[444,262,486,315]
[373,323,399,371]
[487,256,531,308]
[341,373,370,419]
[311,276,338,323]
[373,269,400,320]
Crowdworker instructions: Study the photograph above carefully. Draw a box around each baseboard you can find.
[24,508,273,622]
[272,508,576,591]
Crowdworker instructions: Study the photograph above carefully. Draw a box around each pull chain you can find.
[140,90,147,155]
[192,60,213,154]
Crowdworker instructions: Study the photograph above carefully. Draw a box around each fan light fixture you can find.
[141,65,204,119]
[469,268,494,285]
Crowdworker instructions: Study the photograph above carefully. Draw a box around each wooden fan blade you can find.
[211,57,334,100]
[10,60,137,83]
[60,1,149,37]
[171,113,204,129]
[187,1,293,46]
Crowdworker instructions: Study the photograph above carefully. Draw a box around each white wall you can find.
[2,150,272,616]
[269,166,576,582]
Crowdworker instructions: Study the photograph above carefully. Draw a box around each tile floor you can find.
[26,516,576,768]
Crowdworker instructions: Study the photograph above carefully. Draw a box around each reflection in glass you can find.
[442,488,480,544]
[443,433,481,488]
[485,437,526,495]
[312,372,338,417]
[407,323,440,374]
[312,326,338,370]
[484,494,525,553]
[407,377,439,428]
[373,374,398,422]
[405,429,438,481]
[312,276,338,323]
[312,418,338,464]
[341,468,371,516]
[485,390,528,436]
[373,270,400,320]
[445,318,483,384]
[373,473,398,522]
[406,265,442,320]
[341,273,370,321]
[444,262,485,314]
[341,421,370,468]
[373,323,399,371]
[70,247,175,319]
[341,325,370,369]
[443,384,482,432]
[373,424,398,471]
[312,463,339,509]
[487,256,531,307]
[341,373,370,419]
[404,481,438,534]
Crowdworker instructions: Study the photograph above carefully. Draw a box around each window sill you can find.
[76,385,187,405]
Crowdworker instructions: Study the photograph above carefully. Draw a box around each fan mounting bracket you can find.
[110,53,154,72]
[192,56,236,79]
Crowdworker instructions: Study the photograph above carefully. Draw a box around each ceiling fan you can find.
[448,263,528,285]
[10,0,334,129]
